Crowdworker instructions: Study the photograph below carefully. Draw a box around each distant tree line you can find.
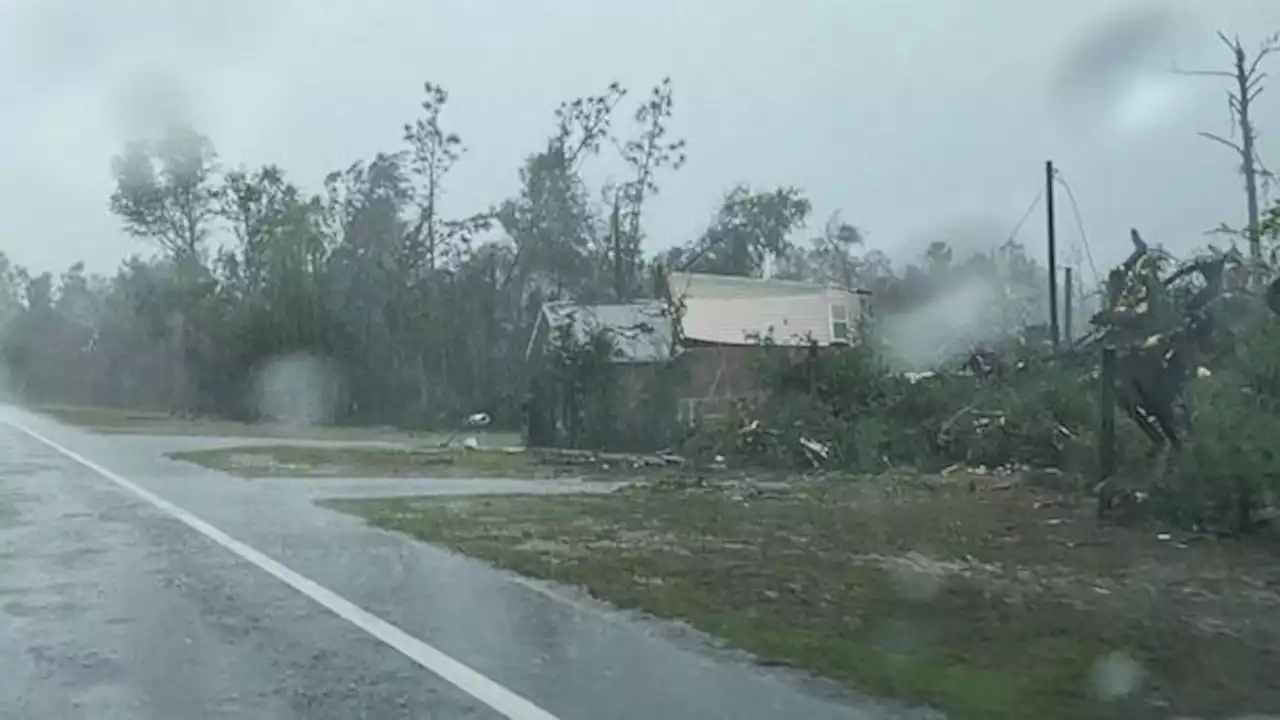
[0,77,1066,428]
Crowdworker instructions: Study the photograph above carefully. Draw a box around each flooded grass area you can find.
[329,472,1280,720]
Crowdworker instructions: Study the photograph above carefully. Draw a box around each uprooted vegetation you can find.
[680,234,1280,536]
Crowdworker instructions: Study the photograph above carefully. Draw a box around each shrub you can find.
[683,338,1104,476]
[1161,318,1280,531]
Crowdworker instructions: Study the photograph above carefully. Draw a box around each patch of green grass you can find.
[38,404,174,430]
[168,444,624,479]
[327,480,1280,720]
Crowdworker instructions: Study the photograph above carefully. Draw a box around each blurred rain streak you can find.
[1052,4,1201,142]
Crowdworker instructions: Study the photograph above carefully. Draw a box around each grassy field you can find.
[329,472,1280,720]
[35,403,521,446]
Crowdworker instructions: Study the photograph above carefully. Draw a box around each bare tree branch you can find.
[1172,67,1235,78]
[1180,29,1278,263]
[1247,47,1277,78]
[1198,131,1246,155]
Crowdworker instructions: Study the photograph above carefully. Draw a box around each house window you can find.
[829,303,850,343]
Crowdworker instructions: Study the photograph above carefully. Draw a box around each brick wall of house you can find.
[678,343,815,422]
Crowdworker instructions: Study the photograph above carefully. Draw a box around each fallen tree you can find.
[682,229,1280,533]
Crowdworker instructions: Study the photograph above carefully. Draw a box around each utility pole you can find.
[1046,160,1059,348]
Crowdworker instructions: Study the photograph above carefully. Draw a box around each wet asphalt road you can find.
[0,407,939,720]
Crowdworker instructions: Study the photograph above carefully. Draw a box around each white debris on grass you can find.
[1091,651,1144,701]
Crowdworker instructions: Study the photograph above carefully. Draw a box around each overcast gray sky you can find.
[2,0,1279,282]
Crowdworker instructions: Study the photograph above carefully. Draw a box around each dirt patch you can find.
[328,472,1280,720]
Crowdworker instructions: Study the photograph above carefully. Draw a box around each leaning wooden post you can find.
[1099,345,1118,481]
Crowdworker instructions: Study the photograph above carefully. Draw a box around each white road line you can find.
[3,419,561,720]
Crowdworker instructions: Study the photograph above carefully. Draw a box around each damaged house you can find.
[667,271,867,420]
[523,272,867,448]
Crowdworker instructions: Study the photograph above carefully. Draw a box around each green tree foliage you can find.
[1263,196,1280,261]
[773,211,866,288]
[610,77,687,301]
[664,185,812,276]
[109,124,220,260]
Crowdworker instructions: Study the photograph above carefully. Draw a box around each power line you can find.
[1002,186,1045,247]
[1053,172,1100,287]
